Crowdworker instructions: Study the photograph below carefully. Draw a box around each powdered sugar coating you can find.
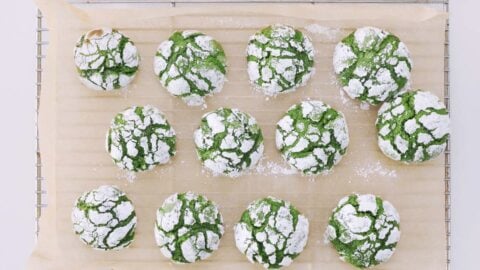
[154,31,226,106]
[71,185,137,250]
[234,197,309,269]
[247,24,315,96]
[154,192,224,263]
[74,28,140,91]
[194,108,264,177]
[276,100,349,175]
[325,194,400,268]
[333,27,412,105]
[376,90,450,162]
[106,105,176,172]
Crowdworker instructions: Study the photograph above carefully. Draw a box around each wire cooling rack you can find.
[35,0,451,268]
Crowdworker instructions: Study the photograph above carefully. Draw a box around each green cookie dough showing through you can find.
[376,90,450,163]
[154,192,224,263]
[106,105,176,172]
[325,194,400,268]
[247,24,315,96]
[71,185,137,250]
[333,26,412,105]
[276,100,349,175]
[154,30,227,106]
[74,28,140,91]
[193,107,264,177]
[234,197,309,269]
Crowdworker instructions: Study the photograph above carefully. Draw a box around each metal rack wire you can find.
[34,0,450,268]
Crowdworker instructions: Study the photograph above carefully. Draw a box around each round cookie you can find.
[154,30,227,106]
[71,185,137,250]
[193,107,264,177]
[276,100,349,175]
[154,192,224,263]
[247,24,315,96]
[106,105,176,172]
[333,26,412,105]
[74,28,140,91]
[376,90,450,162]
[234,197,309,269]
[325,194,400,268]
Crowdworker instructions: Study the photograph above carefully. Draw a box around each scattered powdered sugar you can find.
[304,24,343,41]
[254,159,298,176]
[360,102,370,110]
[116,170,137,183]
[355,161,397,179]
[337,86,373,112]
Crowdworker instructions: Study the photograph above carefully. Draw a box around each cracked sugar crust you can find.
[376,90,450,163]
[71,185,137,250]
[247,24,315,96]
[333,26,412,105]
[106,105,176,172]
[194,107,264,177]
[276,100,349,175]
[234,197,309,269]
[154,192,224,263]
[325,194,400,268]
[74,28,140,91]
[154,31,227,106]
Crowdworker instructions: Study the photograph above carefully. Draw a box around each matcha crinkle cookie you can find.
[74,28,140,91]
[234,197,309,269]
[154,30,227,106]
[71,185,137,250]
[333,26,412,105]
[276,100,349,175]
[154,192,224,263]
[376,90,450,162]
[106,105,176,172]
[194,107,264,177]
[247,24,315,96]
[325,194,400,268]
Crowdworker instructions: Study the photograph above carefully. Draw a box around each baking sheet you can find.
[29,0,447,269]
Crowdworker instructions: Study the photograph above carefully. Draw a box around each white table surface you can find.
[0,1,478,269]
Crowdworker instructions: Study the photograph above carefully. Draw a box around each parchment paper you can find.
[28,0,447,269]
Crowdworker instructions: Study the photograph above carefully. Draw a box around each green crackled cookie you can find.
[74,28,140,91]
[154,192,224,263]
[325,194,400,268]
[154,30,227,106]
[193,107,264,177]
[71,185,137,250]
[376,90,450,162]
[106,105,176,172]
[234,197,309,269]
[247,24,315,96]
[276,100,349,175]
[333,26,412,105]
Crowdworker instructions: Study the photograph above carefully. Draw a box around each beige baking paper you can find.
[28,0,447,269]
